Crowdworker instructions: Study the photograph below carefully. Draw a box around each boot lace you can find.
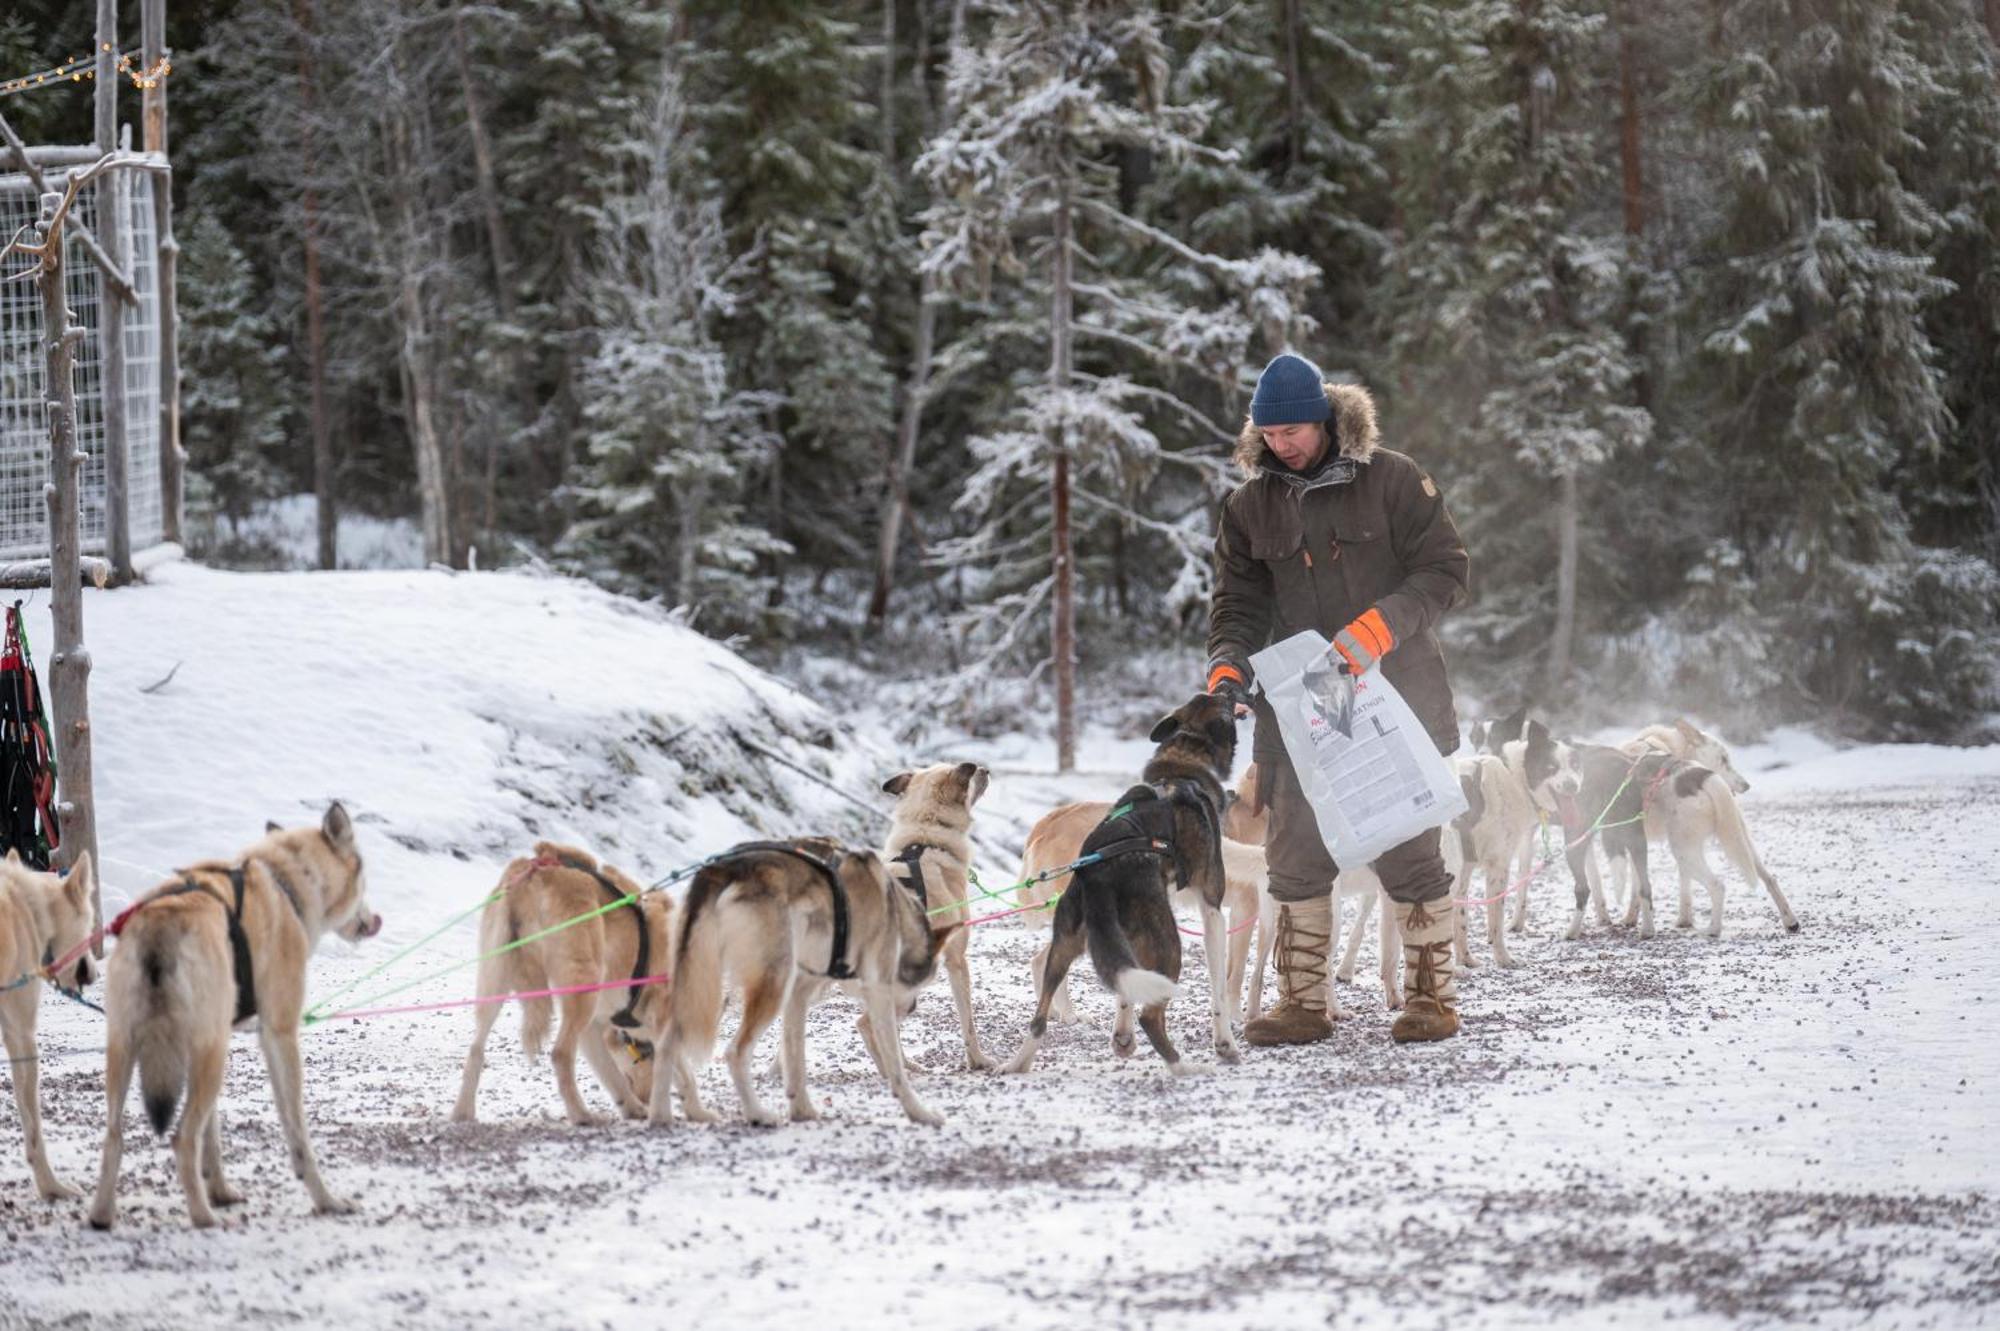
[1276,904,1331,1002]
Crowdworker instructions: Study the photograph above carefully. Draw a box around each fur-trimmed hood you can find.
[1232,381,1380,477]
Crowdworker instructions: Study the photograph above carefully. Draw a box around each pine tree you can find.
[560,72,787,618]
[1378,0,1649,685]
[677,0,897,611]
[178,212,291,531]
[920,0,1317,767]
[1683,0,1977,732]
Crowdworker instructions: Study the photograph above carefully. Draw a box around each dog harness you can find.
[1081,779,1225,895]
[889,842,949,910]
[148,861,307,1025]
[553,854,654,1030]
[721,841,857,981]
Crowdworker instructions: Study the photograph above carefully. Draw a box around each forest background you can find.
[6,0,1995,761]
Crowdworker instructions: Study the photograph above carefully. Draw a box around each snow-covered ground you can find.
[3,565,1998,1330]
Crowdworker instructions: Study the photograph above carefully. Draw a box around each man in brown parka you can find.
[1206,352,1471,1045]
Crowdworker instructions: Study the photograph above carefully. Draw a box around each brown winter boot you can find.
[1243,897,1334,1046]
[1390,897,1460,1042]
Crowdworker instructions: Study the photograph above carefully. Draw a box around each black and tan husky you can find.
[1000,692,1239,1077]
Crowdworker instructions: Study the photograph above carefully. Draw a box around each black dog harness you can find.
[1082,778,1224,892]
[553,853,654,1030]
[723,841,856,981]
[889,842,950,910]
[151,861,306,1025]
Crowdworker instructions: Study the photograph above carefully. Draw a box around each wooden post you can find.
[34,188,105,952]
[102,156,134,584]
[143,0,184,545]
[97,0,134,584]
[1049,170,1077,774]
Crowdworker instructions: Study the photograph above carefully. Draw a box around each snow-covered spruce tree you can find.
[1378,0,1649,689]
[559,72,787,621]
[178,212,291,539]
[676,0,896,616]
[918,0,1317,768]
[1158,0,1391,373]
[1683,0,1992,736]
[484,0,678,541]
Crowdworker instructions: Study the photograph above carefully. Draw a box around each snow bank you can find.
[42,561,900,929]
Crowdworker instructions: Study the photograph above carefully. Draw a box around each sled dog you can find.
[0,850,96,1200]
[1000,692,1239,1076]
[647,840,959,1127]
[452,842,696,1126]
[87,804,381,1230]
[879,762,991,1070]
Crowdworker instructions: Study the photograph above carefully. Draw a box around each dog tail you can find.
[1704,774,1797,930]
[1079,872,1176,1008]
[126,926,193,1136]
[665,863,733,1067]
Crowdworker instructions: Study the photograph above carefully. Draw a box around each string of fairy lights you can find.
[0,43,172,100]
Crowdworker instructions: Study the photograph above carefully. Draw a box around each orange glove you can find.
[1332,608,1394,675]
[1206,660,1251,710]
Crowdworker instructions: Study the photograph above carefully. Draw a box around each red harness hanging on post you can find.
[0,602,60,869]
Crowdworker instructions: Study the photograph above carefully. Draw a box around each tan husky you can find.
[452,842,694,1127]
[87,804,381,1230]
[880,762,990,1070]
[0,850,96,1200]
[647,841,959,1128]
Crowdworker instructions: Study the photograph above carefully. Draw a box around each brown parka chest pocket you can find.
[1247,519,1317,636]
[1326,502,1401,615]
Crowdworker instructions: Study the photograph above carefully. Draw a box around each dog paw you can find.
[86,1210,115,1232]
[905,1104,946,1128]
[1169,1060,1216,1079]
[448,1108,477,1125]
[312,1193,356,1217]
[38,1177,81,1202]
[964,1050,994,1073]
[997,1047,1036,1076]
[1111,1030,1137,1058]
[189,1207,219,1230]
[566,1111,609,1128]
[1214,1041,1243,1065]
[744,1107,787,1128]
[788,1100,822,1122]
[1333,969,1356,984]
[207,1182,246,1207]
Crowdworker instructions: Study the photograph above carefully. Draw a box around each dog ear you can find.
[266,820,283,835]
[61,851,93,905]
[929,922,965,953]
[955,762,989,806]
[1675,718,1701,739]
[881,771,914,797]
[1149,714,1180,744]
[1469,721,1487,749]
[322,801,355,850]
[1526,718,1549,745]
[3,847,17,866]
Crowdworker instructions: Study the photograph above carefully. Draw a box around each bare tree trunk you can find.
[879,0,896,166]
[1050,171,1077,774]
[1986,0,2000,48]
[34,196,104,948]
[676,476,706,606]
[143,0,183,546]
[451,2,531,547]
[296,0,337,569]
[869,280,934,624]
[1617,10,1644,239]
[1280,0,1305,175]
[1549,467,1578,681]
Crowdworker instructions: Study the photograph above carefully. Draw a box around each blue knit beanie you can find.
[1250,353,1331,427]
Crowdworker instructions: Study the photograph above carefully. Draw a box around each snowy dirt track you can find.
[3,569,1998,1330]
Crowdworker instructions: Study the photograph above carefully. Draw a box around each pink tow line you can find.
[311,973,670,1024]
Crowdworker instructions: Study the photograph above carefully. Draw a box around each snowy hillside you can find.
[2,565,1998,1330]
[45,562,909,924]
